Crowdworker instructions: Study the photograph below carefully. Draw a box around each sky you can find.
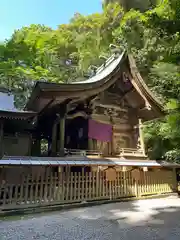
[0,0,102,41]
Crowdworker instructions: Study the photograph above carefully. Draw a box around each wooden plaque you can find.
[105,167,117,181]
[131,169,140,181]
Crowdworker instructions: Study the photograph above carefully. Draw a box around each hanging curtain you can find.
[88,119,112,142]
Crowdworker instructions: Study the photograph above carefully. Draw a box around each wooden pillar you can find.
[0,121,4,158]
[31,137,40,156]
[51,122,57,156]
[139,119,145,155]
[57,105,67,156]
[173,168,178,192]
[88,138,93,151]
[28,134,32,156]
[87,115,93,151]
[110,114,114,156]
[59,116,65,156]
[35,138,41,156]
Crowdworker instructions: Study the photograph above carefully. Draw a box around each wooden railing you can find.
[65,148,146,158]
[119,148,146,157]
[65,148,102,156]
[0,168,175,210]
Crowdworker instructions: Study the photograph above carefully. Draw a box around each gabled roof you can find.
[26,52,125,109]
[25,51,164,121]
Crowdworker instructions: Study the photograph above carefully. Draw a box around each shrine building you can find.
[0,51,178,210]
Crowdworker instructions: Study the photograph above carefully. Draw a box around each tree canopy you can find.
[1,0,180,162]
[103,0,157,12]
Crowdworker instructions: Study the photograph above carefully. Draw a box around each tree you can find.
[0,3,123,108]
[1,0,180,162]
[102,0,157,12]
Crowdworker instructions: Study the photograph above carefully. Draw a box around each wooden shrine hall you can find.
[0,51,179,210]
[25,51,164,160]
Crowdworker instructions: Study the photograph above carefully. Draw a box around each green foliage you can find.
[103,0,157,12]
[0,3,123,107]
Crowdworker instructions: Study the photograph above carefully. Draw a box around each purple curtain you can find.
[88,119,112,142]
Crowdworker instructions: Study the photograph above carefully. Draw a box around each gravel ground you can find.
[1,196,180,240]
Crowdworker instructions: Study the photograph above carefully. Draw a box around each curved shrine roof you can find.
[75,52,125,84]
[25,51,164,121]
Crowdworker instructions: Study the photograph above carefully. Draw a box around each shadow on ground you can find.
[1,196,180,240]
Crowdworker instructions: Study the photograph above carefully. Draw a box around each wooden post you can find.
[51,122,57,156]
[173,168,178,192]
[32,135,41,156]
[88,138,94,151]
[0,121,3,158]
[36,138,41,156]
[28,134,32,156]
[139,119,145,155]
[59,116,65,156]
[57,105,67,156]
[134,180,138,197]
[110,114,114,156]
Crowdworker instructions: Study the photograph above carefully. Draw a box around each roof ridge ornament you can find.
[95,54,117,74]
[89,65,98,70]
[99,55,108,62]
[87,65,98,76]
[84,45,124,79]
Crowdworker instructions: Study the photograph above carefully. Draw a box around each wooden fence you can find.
[0,167,176,210]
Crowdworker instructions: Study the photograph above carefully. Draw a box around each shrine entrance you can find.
[65,116,88,150]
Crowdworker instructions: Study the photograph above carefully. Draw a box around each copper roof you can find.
[25,51,164,120]
[0,156,178,167]
[0,110,36,120]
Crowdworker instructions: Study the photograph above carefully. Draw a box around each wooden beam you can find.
[38,98,55,116]
[93,102,128,112]
[67,111,88,120]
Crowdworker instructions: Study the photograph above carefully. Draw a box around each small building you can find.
[0,87,36,157]
[0,51,178,210]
